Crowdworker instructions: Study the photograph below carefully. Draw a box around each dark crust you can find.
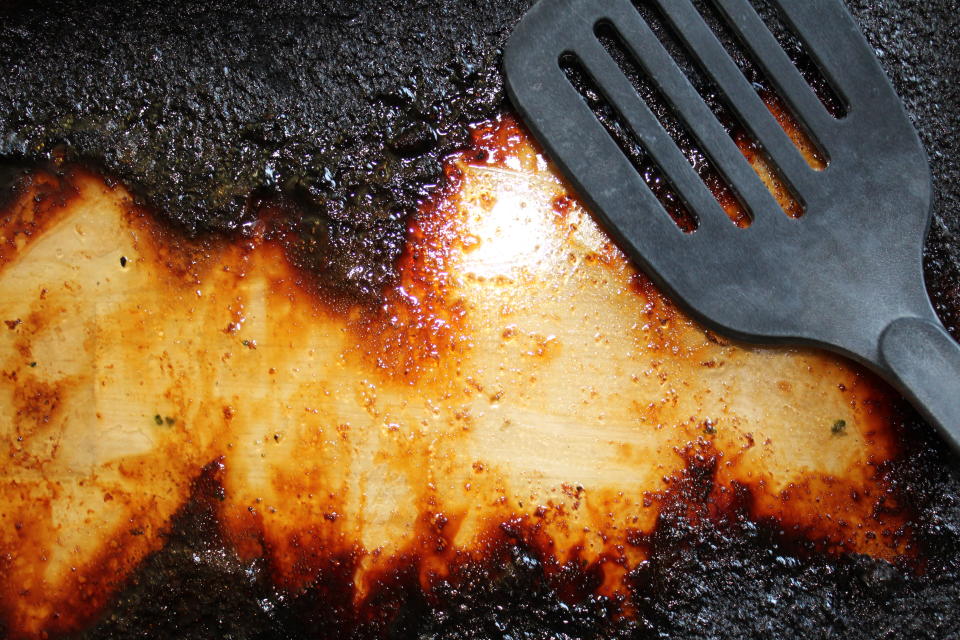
[0,0,533,301]
[1,0,959,638]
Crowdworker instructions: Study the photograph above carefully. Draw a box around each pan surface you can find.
[0,1,958,638]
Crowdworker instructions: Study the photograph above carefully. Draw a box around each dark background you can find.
[1,1,958,638]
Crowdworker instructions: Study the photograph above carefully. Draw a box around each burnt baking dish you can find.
[0,1,958,638]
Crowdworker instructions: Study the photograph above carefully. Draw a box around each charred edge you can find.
[75,412,960,640]
[0,162,30,211]
[0,0,536,302]
[0,164,86,269]
[343,159,471,379]
[0,160,448,319]
[74,460,283,640]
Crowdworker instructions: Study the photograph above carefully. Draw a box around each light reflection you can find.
[456,162,612,282]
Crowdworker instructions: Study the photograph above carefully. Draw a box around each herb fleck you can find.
[831,419,847,435]
[28,361,37,368]
[154,414,163,426]
[119,256,127,267]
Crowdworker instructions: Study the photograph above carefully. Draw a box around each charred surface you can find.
[75,412,960,640]
[0,1,957,306]
[70,463,283,640]
[0,0,533,300]
[2,1,960,639]
[629,416,960,640]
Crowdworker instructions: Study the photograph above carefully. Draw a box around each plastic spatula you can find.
[503,0,960,454]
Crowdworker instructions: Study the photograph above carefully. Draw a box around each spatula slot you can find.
[689,0,829,171]
[627,0,805,219]
[747,0,848,119]
[630,0,735,125]
[560,53,699,233]
[595,21,750,228]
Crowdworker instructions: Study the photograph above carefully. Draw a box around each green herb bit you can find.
[154,414,164,426]
[831,419,847,435]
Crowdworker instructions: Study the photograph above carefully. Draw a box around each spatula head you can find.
[504,0,933,368]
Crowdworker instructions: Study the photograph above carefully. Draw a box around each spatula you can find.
[503,0,960,453]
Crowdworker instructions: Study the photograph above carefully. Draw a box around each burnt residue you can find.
[76,473,629,640]
[625,417,958,640]
[73,412,960,640]
[4,1,960,639]
[71,463,286,639]
[0,163,29,212]
[0,0,955,305]
[0,0,533,300]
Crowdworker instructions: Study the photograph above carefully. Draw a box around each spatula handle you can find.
[879,317,960,455]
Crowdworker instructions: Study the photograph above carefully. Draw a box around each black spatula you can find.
[504,0,960,453]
